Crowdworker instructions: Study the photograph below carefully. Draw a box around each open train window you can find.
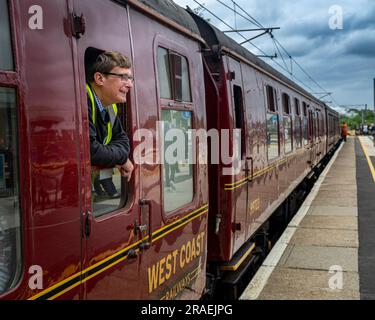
[157,47,192,103]
[282,93,291,115]
[266,85,277,112]
[0,0,14,71]
[0,87,21,294]
[84,47,132,217]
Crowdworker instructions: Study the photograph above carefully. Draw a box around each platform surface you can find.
[240,136,375,300]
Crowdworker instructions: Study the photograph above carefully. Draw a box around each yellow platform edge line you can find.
[359,137,375,183]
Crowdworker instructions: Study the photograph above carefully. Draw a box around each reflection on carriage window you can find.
[0,87,21,294]
[266,113,279,160]
[91,167,124,217]
[294,116,302,148]
[162,109,193,213]
[284,116,292,153]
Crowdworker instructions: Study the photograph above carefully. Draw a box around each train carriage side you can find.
[188,10,337,285]
[326,106,340,152]
[0,0,208,300]
[127,0,209,300]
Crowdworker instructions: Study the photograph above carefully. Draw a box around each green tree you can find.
[340,108,374,129]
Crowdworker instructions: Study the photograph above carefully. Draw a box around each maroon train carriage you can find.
[0,0,340,300]
[189,11,340,297]
[0,0,208,300]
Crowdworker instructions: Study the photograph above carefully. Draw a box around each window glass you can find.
[233,85,245,159]
[157,47,172,99]
[294,98,300,115]
[0,87,21,294]
[266,113,279,160]
[91,167,125,217]
[180,56,191,102]
[284,116,292,153]
[303,117,309,145]
[294,116,302,148]
[282,93,290,114]
[0,0,14,70]
[162,109,193,213]
[172,54,191,102]
[302,102,307,116]
[266,85,277,112]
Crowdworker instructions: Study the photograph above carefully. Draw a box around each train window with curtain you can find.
[266,113,279,160]
[0,87,21,294]
[162,109,193,213]
[0,0,14,71]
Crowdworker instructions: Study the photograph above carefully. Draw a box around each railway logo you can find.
[147,231,205,295]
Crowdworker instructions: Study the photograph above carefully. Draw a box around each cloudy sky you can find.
[173,0,375,113]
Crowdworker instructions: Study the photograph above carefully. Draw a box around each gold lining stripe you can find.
[224,149,307,190]
[28,204,208,300]
[152,209,208,243]
[359,137,375,183]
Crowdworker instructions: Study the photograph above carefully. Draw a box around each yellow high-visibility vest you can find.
[86,84,118,145]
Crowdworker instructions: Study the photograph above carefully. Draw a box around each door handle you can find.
[139,199,152,250]
[246,156,254,180]
[84,211,92,238]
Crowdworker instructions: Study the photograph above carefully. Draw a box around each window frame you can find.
[265,84,278,112]
[0,0,23,296]
[84,47,134,219]
[265,84,280,161]
[154,39,197,218]
[157,46,192,104]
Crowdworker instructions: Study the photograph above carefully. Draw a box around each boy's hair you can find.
[88,51,132,83]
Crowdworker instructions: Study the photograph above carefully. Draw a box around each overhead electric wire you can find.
[205,0,340,109]
[192,0,318,95]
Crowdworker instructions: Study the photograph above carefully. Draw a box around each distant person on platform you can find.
[371,124,375,146]
[86,51,134,196]
[341,122,348,142]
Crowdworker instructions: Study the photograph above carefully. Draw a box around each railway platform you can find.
[240,136,375,300]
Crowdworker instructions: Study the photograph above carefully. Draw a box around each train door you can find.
[71,0,141,299]
[226,57,250,254]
